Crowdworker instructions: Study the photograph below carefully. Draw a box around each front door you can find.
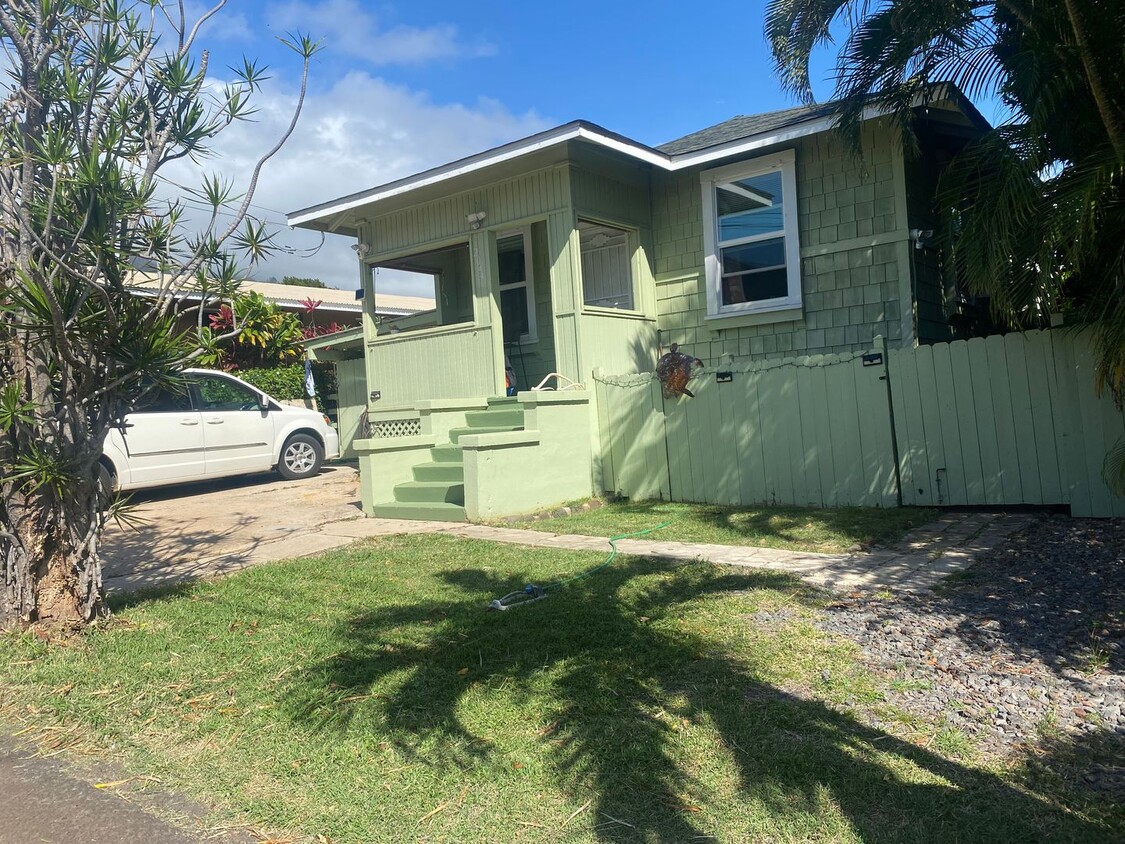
[191,373,275,477]
[116,388,205,486]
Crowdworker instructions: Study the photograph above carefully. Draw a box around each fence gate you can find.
[887,330,1125,517]
[595,347,899,510]
[595,330,1125,517]
[333,357,367,459]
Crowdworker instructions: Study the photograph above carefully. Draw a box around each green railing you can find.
[366,322,500,409]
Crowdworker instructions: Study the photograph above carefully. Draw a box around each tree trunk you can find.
[1,476,105,631]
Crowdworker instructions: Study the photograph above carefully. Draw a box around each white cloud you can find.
[161,70,551,295]
[267,0,494,65]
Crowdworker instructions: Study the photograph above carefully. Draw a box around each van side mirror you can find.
[258,392,270,411]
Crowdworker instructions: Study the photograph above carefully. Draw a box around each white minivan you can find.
[101,368,341,492]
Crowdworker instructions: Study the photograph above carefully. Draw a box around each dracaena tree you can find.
[0,1,318,629]
[766,0,1125,485]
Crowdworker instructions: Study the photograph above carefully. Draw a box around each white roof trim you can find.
[287,104,893,228]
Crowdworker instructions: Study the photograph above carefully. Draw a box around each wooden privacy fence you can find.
[333,357,368,459]
[594,330,1125,517]
[594,348,899,510]
[889,330,1125,516]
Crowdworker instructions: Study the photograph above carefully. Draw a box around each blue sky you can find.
[179,1,989,293]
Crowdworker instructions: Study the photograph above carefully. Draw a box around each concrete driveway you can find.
[101,464,366,592]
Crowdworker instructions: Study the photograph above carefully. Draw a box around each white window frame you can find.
[701,149,802,319]
[497,227,537,344]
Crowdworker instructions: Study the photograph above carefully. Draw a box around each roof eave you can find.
[288,88,982,230]
[287,121,667,228]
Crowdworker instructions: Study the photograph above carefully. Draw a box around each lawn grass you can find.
[500,499,940,553]
[0,534,1116,843]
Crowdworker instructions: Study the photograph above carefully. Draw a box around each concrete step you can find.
[465,408,525,428]
[393,481,465,504]
[448,425,523,444]
[430,444,463,463]
[370,501,467,522]
[413,462,464,482]
[486,396,519,407]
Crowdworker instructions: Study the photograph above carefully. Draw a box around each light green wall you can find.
[367,167,571,256]
[355,120,938,403]
[648,121,921,370]
[461,392,594,519]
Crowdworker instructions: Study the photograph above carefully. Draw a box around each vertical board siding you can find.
[577,313,659,384]
[595,329,1124,516]
[334,357,367,458]
[366,325,497,408]
[369,168,569,257]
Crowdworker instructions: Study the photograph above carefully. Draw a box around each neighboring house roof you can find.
[126,274,434,317]
[289,84,988,235]
[236,279,434,317]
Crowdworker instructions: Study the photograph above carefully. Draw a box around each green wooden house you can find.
[289,86,991,521]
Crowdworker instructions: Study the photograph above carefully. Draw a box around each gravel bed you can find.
[812,515,1124,763]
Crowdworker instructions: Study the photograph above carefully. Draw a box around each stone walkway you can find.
[108,500,1035,595]
[345,510,1035,593]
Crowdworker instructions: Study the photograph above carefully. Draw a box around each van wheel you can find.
[278,433,323,480]
[96,463,116,506]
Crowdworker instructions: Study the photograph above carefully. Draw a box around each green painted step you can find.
[430,444,463,463]
[393,481,465,504]
[465,408,525,428]
[413,461,464,482]
[486,396,519,407]
[448,425,523,444]
[370,501,467,522]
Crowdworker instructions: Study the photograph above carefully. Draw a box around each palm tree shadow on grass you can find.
[282,555,1110,842]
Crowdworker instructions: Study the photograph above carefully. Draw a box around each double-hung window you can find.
[701,150,801,319]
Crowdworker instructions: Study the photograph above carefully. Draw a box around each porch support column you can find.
[545,209,583,384]
[469,228,506,396]
[356,221,380,411]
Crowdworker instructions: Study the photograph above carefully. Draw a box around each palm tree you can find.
[766,0,1125,486]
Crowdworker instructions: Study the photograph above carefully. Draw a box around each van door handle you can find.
[180,419,200,426]
[205,418,224,425]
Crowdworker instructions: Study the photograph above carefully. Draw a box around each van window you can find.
[133,387,193,413]
[194,375,260,411]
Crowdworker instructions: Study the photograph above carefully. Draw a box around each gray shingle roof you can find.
[656,101,846,156]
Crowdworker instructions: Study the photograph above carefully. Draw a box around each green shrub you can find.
[210,363,338,411]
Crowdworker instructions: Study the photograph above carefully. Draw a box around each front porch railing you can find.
[367,322,499,408]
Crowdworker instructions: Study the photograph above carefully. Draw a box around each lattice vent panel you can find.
[371,418,422,439]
